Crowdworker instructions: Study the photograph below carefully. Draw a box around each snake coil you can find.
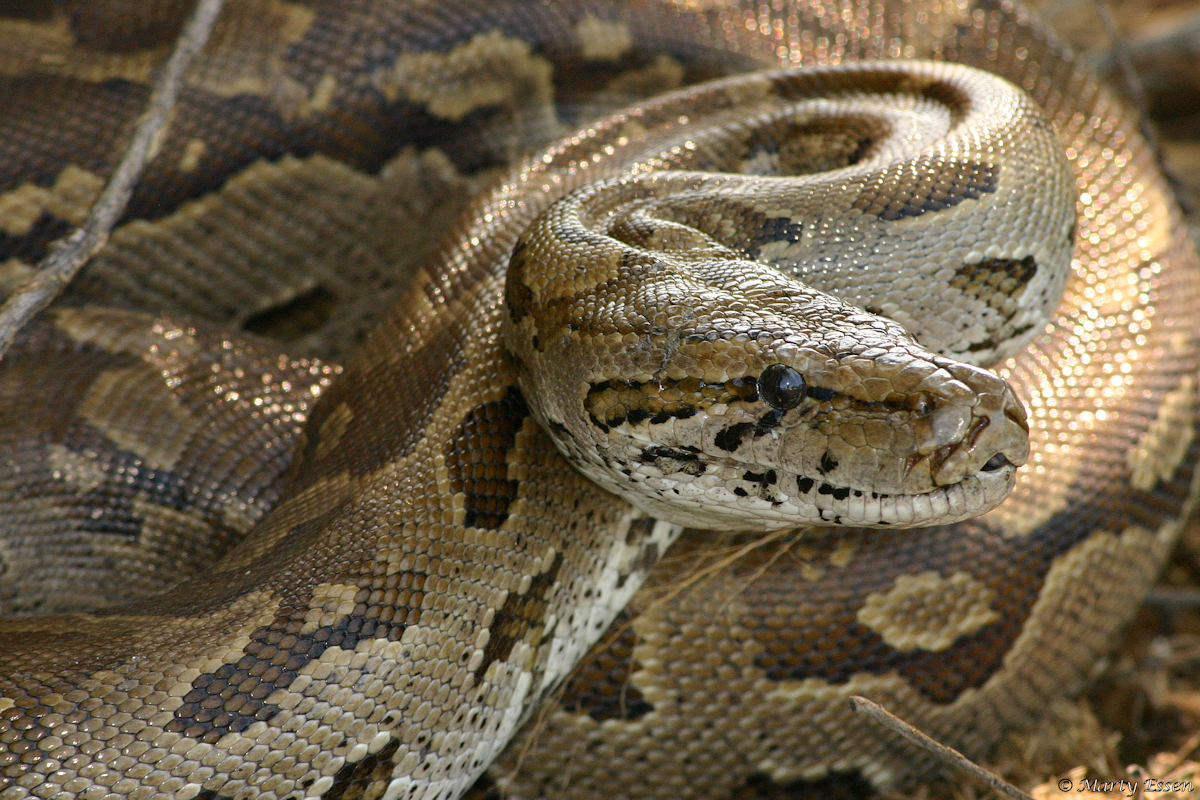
[0,1,1198,799]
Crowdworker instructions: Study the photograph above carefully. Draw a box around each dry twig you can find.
[0,0,226,360]
[849,696,1036,800]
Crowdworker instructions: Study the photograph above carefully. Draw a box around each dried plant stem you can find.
[848,696,1036,800]
[1145,586,1200,609]
[0,0,225,361]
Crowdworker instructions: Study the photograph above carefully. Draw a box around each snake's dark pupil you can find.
[757,364,806,410]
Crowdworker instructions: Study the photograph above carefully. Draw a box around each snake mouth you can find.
[569,343,1030,531]
[981,453,1014,472]
[771,458,1018,528]
[587,438,1019,531]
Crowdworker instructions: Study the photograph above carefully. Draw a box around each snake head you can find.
[505,207,1030,531]
[494,56,1078,530]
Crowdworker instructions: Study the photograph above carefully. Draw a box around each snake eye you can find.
[757,364,807,410]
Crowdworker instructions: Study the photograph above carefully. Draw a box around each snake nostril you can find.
[1004,401,1029,433]
[981,453,1011,472]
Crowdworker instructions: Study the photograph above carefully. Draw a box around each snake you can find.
[0,0,1198,798]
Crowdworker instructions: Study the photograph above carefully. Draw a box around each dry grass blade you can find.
[0,0,226,361]
[849,696,1037,800]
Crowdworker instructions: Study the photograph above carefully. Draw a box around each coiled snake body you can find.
[0,1,1198,798]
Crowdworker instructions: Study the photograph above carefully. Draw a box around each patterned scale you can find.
[0,1,1196,800]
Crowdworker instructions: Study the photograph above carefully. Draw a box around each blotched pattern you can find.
[0,1,1196,800]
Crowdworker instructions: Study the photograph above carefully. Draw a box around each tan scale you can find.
[0,1,1198,799]
[855,570,1000,653]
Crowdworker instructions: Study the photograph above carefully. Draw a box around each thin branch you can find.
[848,696,1036,800]
[0,0,226,360]
[1145,586,1200,609]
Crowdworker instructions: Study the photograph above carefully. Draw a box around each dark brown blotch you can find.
[505,239,536,325]
[714,421,755,453]
[744,216,804,260]
[294,311,464,486]
[68,2,191,53]
[853,160,998,220]
[168,599,406,744]
[446,386,528,530]
[478,552,564,676]
[558,611,653,721]
[952,254,1037,299]
[744,521,1071,705]
[323,738,401,800]
[733,769,876,800]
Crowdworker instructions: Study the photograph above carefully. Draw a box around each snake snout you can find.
[919,364,1030,488]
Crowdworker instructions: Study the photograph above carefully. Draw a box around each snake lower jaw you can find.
[571,441,1019,531]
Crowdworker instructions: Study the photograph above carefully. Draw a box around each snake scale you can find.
[1,0,1199,798]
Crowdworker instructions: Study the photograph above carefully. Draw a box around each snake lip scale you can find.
[551,412,1023,531]
[1,1,1199,799]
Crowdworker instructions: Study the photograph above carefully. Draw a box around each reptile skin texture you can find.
[0,1,1197,799]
